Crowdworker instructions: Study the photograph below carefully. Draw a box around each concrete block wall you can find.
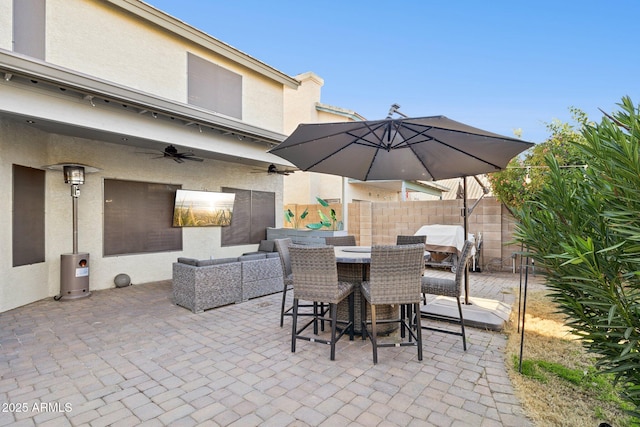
[346,197,516,271]
[501,204,523,271]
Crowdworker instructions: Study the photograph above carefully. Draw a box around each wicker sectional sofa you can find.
[172,252,283,313]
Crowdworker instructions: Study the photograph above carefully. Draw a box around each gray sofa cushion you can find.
[238,253,267,262]
[179,257,238,267]
[258,240,275,252]
[242,240,276,256]
[211,257,240,265]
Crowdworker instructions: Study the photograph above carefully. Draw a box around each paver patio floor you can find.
[0,270,539,426]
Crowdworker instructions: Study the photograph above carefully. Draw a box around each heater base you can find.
[59,253,91,300]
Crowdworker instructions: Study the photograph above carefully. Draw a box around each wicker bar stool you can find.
[289,245,355,360]
[360,244,425,364]
[420,240,474,351]
[396,234,428,305]
[275,238,294,327]
[324,235,357,246]
[276,238,325,329]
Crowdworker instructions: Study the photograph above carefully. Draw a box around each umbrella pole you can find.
[463,177,470,305]
[342,177,348,231]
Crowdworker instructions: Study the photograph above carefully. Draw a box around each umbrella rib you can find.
[402,120,528,144]
[399,124,510,171]
[420,136,504,171]
[293,122,392,172]
[361,121,396,179]
[270,122,382,151]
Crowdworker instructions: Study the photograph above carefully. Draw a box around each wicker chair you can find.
[275,238,294,327]
[396,235,426,246]
[360,244,425,364]
[289,245,355,360]
[324,235,357,246]
[420,240,474,351]
[396,235,427,324]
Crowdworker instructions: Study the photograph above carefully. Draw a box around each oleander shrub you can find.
[513,96,640,420]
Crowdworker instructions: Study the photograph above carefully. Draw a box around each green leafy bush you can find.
[489,107,591,210]
[513,96,640,419]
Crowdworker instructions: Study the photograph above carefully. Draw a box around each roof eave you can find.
[315,102,366,122]
[0,49,288,144]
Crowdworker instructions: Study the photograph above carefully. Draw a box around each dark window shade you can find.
[221,188,275,246]
[221,188,250,245]
[104,180,182,256]
[13,0,45,59]
[13,165,45,266]
[250,190,276,242]
[188,53,242,119]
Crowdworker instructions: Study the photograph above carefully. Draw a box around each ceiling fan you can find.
[141,145,204,163]
[251,164,296,176]
[267,164,295,175]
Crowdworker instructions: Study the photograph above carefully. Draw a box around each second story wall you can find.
[283,72,324,133]
[0,1,11,49]
[2,0,289,133]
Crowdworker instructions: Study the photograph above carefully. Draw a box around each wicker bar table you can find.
[334,246,429,334]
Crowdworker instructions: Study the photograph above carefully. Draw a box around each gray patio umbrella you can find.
[269,114,534,303]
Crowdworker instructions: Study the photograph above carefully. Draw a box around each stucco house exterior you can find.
[0,0,361,313]
[0,0,509,315]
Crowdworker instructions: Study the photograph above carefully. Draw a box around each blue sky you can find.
[144,1,639,144]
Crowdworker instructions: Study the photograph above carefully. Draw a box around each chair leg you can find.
[456,296,467,351]
[280,282,289,327]
[348,292,355,341]
[360,294,367,341]
[370,304,378,365]
[330,303,337,361]
[414,302,423,361]
[400,304,406,338]
[405,304,413,342]
[320,303,326,332]
[291,298,298,353]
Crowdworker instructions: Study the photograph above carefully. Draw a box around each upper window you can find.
[13,0,45,59]
[187,53,242,119]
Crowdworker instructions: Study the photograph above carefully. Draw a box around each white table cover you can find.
[414,224,475,256]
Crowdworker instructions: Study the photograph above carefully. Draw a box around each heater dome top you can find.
[42,162,101,174]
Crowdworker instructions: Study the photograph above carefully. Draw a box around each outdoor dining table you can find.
[334,246,430,334]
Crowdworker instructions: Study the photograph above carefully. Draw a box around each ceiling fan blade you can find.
[181,156,203,162]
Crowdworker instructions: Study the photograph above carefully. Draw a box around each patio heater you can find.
[57,165,91,300]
